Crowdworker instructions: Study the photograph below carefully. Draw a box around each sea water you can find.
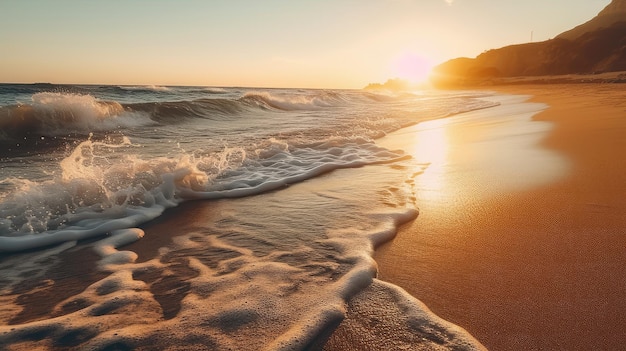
[0,84,493,350]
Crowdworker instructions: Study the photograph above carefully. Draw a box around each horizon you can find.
[0,1,610,89]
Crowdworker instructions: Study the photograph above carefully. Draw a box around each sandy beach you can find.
[373,84,626,350]
[3,1,626,348]
[2,83,624,350]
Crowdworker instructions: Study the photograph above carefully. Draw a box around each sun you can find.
[390,52,435,84]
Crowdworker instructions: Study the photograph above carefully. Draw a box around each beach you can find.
[372,84,626,350]
[0,85,490,350]
[1,83,624,350]
[2,0,625,349]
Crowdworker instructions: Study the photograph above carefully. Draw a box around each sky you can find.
[0,0,611,88]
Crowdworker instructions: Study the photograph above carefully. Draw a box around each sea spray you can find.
[0,131,410,251]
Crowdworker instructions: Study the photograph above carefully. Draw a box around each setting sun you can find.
[0,1,608,88]
[390,52,436,84]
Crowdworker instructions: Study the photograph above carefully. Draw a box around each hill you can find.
[432,0,626,87]
[558,0,626,40]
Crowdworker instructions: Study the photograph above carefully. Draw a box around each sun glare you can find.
[390,52,435,84]
[410,118,449,202]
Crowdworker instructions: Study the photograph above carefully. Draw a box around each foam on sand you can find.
[0,154,484,350]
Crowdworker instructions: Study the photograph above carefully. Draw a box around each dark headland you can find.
[430,0,626,87]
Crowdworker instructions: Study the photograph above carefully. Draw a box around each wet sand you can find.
[3,84,623,350]
[373,84,626,350]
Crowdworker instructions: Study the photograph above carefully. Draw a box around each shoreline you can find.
[3,84,624,350]
[373,84,626,350]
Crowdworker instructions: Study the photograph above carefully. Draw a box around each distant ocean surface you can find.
[0,83,494,350]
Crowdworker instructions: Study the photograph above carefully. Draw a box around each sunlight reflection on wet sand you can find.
[380,94,570,212]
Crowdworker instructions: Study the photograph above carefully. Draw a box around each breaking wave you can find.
[0,135,408,252]
[0,93,152,140]
[0,90,365,141]
[240,90,348,111]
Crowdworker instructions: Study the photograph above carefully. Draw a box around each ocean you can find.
[0,83,494,350]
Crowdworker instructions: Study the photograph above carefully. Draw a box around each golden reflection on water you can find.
[408,118,450,204]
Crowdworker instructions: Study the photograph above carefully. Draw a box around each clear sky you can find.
[0,0,611,88]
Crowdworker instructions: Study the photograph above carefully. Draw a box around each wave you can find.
[125,98,249,122]
[0,90,358,142]
[203,87,229,94]
[0,136,408,252]
[0,92,153,141]
[116,85,171,92]
[239,90,349,111]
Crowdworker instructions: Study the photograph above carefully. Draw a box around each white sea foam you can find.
[0,92,154,140]
[29,92,147,132]
[0,85,499,350]
[0,157,439,350]
[0,157,486,350]
[93,228,145,269]
[0,133,409,252]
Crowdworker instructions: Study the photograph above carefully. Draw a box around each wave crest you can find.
[126,98,248,122]
[117,85,171,92]
[0,92,152,140]
[240,91,347,111]
[0,135,407,252]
